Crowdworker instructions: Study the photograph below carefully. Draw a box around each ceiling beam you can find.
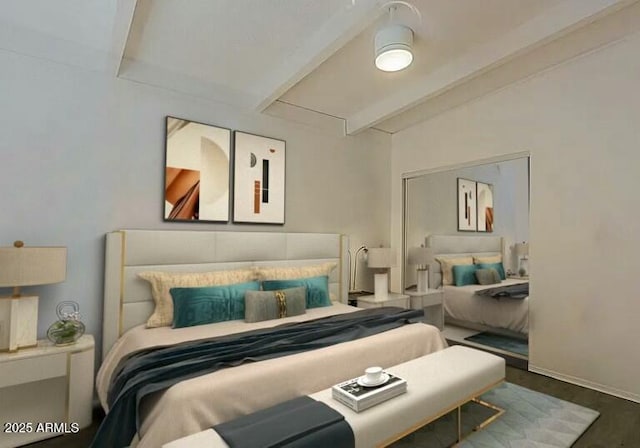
[118,58,261,110]
[345,0,636,134]
[110,0,138,77]
[253,0,383,113]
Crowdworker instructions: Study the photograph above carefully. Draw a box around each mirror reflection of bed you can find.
[402,155,530,366]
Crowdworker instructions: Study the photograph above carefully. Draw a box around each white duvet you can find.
[443,279,529,334]
[97,303,447,448]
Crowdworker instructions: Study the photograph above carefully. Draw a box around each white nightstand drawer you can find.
[419,294,443,307]
[0,352,66,388]
[357,293,409,309]
[383,297,409,308]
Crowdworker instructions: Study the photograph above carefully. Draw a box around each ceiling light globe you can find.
[375,24,414,72]
[375,48,413,72]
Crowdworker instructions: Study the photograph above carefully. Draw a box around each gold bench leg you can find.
[457,405,462,442]
[453,398,505,446]
[470,398,505,431]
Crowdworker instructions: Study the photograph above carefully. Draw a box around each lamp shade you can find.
[367,248,397,269]
[407,246,434,266]
[0,243,67,288]
[515,243,529,257]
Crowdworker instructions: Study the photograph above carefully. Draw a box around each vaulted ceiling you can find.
[2,0,637,134]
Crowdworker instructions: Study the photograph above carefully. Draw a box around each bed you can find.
[97,230,446,448]
[427,235,529,338]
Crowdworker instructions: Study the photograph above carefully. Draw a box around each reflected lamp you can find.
[515,242,529,277]
[408,245,434,292]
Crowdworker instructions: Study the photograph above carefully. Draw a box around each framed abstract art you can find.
[476,181,494,232]
[164,116,231,222]
[233,131,286,224]
[457,178,477,231]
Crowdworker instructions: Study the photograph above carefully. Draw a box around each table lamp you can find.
[367,247,397,301]
[408,245,434,292]
[515,242,529,277]
[0,241,67,352]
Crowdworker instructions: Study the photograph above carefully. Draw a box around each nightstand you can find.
[356,292,410,309]
[507,275,529,280]
[404,289,444,330]
[0,335,94,447]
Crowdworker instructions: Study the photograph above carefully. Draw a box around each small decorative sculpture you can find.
[47,301,85,346]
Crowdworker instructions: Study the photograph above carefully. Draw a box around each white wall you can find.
[391,30,640,402]
[0,49,391,361]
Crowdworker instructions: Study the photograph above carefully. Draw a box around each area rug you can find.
[390,382,599,448]
[464,332,529,357]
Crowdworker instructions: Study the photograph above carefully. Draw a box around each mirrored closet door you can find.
[402,154,530,362]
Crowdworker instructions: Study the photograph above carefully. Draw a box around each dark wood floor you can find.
[24,367,640,448]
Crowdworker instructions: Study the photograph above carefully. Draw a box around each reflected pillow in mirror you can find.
[452,264,479,287]
[477,262,506,280]
[475,268,501,285]
[436,256,473,285]
[473,254,502,264]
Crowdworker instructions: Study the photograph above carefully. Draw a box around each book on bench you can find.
[332,372,407,412]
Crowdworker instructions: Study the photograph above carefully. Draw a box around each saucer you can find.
[357,373,389,387]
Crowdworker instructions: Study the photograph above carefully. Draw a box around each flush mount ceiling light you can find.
[375,1,421,72]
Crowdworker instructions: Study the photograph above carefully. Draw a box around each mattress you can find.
[97,303,447,448]
[443,279,529,334]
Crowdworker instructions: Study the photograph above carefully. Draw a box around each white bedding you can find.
[97,303,447,448]
[443,279,529,334]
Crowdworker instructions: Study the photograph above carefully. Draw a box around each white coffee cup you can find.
[364,366,383,384]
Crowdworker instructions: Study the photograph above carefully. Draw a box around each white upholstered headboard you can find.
[427,235,504,288]
[103,230,349,358]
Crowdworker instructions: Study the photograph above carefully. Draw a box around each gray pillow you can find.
[245,287,307,323]
[475,268,501,285]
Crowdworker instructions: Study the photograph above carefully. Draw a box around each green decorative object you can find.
[47,301,85,346]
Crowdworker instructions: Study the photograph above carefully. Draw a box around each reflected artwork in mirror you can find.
[477,181,494,232]
[457,178,477,231]
[402,156,529,291]
[402,155,531,356]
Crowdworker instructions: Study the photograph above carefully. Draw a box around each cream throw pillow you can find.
[473,254,502,264]
[435,256,473,285]
[138,269,257,328]
[255,262,337,281]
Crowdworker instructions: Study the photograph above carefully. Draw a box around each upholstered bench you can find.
[163,345,506,448]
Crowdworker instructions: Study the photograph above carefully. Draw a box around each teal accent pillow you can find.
[452,264,479,286]
[477,262,506,280]
[170,281,260,328]
[261,276,331,309]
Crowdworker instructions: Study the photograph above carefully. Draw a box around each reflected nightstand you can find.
[404,289,444,330]
[507,275,529,280]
